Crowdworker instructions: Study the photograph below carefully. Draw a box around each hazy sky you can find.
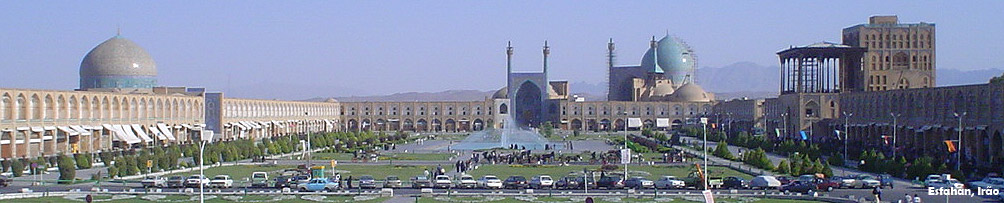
[2,1,1002,99]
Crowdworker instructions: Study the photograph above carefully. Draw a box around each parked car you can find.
[722,177,748,189]
[457,175,477,189]
[251,172,269,188]
[597,176,625,189]
[434,175,452,188]
[141,176,167,188]
[478,175,503,189]
[968,177,1004,189]
[655,176,686,189]
[924,174,944,187]
[299,178,339,192]
[750,176,782,190]
[810,178,840,192]
[503,176,528,189]
[383,176,402,188]
[877,174,894,189]
[274,176,294,189]
[529,175,554,189]
[933,179,965,189]
[780,181,817,194]
[358,175,377,189]
[184,175,210,188]
[166,175,186,188]
[624,177,654,189]
[290,175,311,188]
[412,176,433,188]
[209,175,234,188]
[776,176,794,185]
[848,175,881,188]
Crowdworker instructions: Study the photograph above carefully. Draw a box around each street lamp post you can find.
[700,116,708,190]
[842,111,852,169]
[954,112,966,171]
[890,113,900,158]
[781,113,789,140]
[198,129,213,203]
[622,112,629,179]
[306,112,311,167]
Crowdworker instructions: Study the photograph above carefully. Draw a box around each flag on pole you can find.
[774,128,781,137]
[881,135,890,145]
[799,131,808,140]
[945,140,957,152]
[834,130,842,140]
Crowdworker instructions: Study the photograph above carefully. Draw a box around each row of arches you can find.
[841,84,1002,124]
[345,118,490,132]
[224,99,339,119]
[0,90,202,122]
[559,102,712,117]
[341,102,493,117]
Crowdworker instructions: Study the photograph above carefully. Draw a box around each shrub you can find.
[713,142,735,160]
[10,159,24,177]
[775,160,790,175]
[74,154,92,169]
[58,155,76,184]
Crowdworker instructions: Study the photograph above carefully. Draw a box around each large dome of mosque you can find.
[640,35,696,83]
[79,35,158,90]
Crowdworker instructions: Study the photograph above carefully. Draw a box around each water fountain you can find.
[450,116,554,150]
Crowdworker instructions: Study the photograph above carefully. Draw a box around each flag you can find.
[799,131,808,140]
[945,140,957,152]
[881,135,890,145]
[834,130,842,140]
[774,128,781,137]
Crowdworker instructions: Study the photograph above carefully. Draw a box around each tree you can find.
[75,154,92,169]
[540,121,554,138]
[713,141,735,160]
[828,154,844,167]
[991,72,1004,84]
[58,155,76,184]
[10,159,24,177]
[775,160,790,175]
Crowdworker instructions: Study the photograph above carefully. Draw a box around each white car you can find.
[655,176,686,189]
[185,175,210,188]
[457,175,478,188]
[748,176,781,189]
[434,175,452,188]
[923,174,943,187]
[208,175,234,188]
[849,175,881,188]
[141,176,167,188]
[968,177,1004,189]
[478,175,503,189]
[530,175,554,189]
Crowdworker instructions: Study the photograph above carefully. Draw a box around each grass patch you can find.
[417,197,825,203]
[468,165,752,180]
[378,153,453,161]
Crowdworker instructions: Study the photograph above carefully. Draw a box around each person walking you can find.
[871,186,882,203]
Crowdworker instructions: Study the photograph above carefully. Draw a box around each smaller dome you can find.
[650,81,675,97]
[492,87,507,99]
[672,83,713,102]
[325,98,339,103]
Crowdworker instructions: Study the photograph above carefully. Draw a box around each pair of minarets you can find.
[505,41,550,77]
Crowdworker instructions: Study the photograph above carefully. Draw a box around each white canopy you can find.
[57,126,79,136]
[105,124,141,144]
[131,124,154,143]
[656,118,671,128]
[70,125,92,136]
[628,118,643,128]
[30,126,44,132]
[156,123,177,141]
[147,125,167,141]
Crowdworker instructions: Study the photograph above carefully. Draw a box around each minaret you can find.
[607,38,615,69]
[542,41,549,76]
[650,36,659,72]
[506,41,513,91]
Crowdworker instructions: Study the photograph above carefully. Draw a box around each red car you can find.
[812,178,840,191]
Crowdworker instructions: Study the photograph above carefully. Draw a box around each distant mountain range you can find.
[299,62,1002,102]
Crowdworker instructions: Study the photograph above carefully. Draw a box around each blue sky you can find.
[1,1,1001,99]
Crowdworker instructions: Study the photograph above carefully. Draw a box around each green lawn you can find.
[468,165,752,180]
[15,195,388,203]
[312,152,453,161]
